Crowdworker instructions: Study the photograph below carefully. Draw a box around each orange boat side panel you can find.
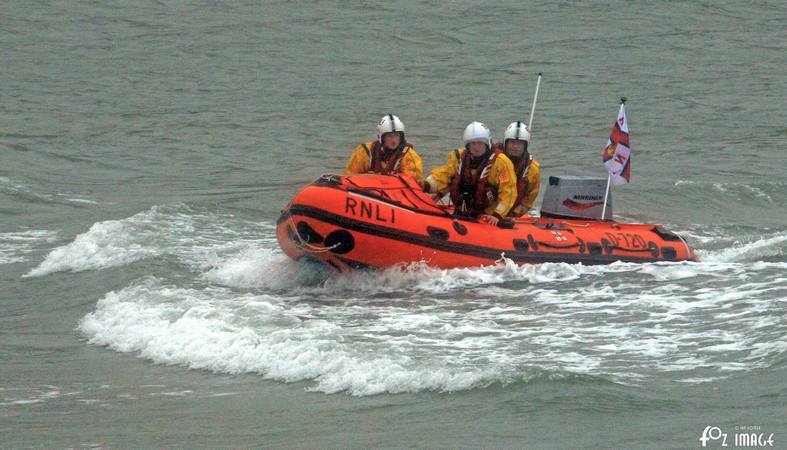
[276,174,698,271]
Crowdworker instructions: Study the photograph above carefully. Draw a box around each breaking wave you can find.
[26,204,274,277]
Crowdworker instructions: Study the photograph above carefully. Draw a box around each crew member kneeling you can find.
[346,114,424,183]
[423,121,517,226]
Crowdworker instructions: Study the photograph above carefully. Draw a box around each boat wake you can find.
[24,204,787,395]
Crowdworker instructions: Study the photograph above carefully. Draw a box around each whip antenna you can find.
[528,73,543,131]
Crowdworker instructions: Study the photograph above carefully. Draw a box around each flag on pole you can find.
[602,100,631,185]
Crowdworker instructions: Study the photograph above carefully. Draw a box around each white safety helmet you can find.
[377,114,406,143]
[503,121,531,143]
[463,121,491,147]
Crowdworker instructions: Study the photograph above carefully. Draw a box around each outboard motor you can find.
[540,176,612,221]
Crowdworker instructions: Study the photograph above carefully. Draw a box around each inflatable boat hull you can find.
[276,174,698,271]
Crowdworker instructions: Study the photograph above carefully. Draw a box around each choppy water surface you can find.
[2,0,785,448]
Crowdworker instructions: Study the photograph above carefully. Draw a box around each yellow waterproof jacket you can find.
[425,148,518,217]
[345,141,424,183]
[509,158,541,217]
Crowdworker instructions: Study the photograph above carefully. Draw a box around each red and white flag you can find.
[602,102,631,185]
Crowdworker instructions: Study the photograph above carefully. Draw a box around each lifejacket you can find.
[494,142,532,214]
[512,155,533,210]
[362,141,413,176]
[449,148,500,217]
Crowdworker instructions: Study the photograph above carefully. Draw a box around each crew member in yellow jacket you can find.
[345,114,423,183]
[423,121,517,226]
[500,121,541,217]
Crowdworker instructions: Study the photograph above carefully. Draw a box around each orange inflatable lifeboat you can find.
[276,174,698,271]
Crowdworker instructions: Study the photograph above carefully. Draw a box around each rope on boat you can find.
[288,217,340,254]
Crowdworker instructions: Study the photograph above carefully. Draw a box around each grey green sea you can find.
[2,1,785,448]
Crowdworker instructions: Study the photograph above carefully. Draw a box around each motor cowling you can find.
[540,175,612,221]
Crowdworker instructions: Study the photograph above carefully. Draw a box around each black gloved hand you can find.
[497,215,516,229]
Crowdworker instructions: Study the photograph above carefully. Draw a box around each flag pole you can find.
[601,97,626,221]
[601,174,611,220]
[528,73,542,131]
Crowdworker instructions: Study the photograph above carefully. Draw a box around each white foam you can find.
[0,388,61,407]
[698,231,787,263]
[26,204,276,277]
[204,246,328,290]
[0,230,59,265]
[79,258,787,395]
[78,278,569,395]
[317,258,635,295]
[742,185,773,201]
[148,390,194,397]
[203,252,632,296]
[0,399,43,406]
[63,197,100,205]
[637,262,703,281]
[1,176,101,206]
[676,376,726,384]
[674,180,776,202]
[25,218,158,277]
